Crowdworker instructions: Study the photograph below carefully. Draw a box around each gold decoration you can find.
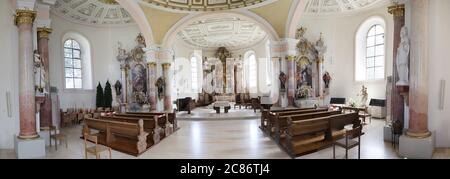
[147,62,157,68]
[18,134,40,140]
[14,9,37,26]
[406,131,432,139]
[388,4,405,17]
[37,27,53,39]
[287,56,296,61]
[40,127,51,131]
[162,63,171,69]
[98,0,118,5]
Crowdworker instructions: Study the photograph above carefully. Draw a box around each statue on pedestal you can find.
[359,85,368,107]
[33,50,46,94]
[396,26,410,86]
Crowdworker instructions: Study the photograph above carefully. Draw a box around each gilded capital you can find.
[286,56,296,61]
[162,63,171,69]
[14,9,37,26]
[37,27,53,39]
[388,4,405,17]
[147,62,157,68]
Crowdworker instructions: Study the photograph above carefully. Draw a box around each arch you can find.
[355,16,387,82]
[286,0,308,38]
[161,11,280,48]
[62,31,93,90]
[116,0,154,46]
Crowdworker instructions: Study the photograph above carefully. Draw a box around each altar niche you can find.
[202,47,237,95]
[117,34,150,112]
[293,27,327,106]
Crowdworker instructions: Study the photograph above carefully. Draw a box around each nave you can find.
[1,118,400,159]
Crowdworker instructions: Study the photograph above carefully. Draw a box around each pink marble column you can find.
[287,56,296,106]
[162,63,172,111]
[407,0,431,138]
[388,4,406,130]
[16,10,38,139]
[37,27,52,130]
[147,62,157,111]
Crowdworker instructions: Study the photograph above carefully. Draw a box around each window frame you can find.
[354,16,387,83]
[365,25,385,81]
[245,51,258,91]
[64,39,83,89]
[190,55,200,93]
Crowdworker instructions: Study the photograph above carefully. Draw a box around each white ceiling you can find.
[51,0,134,26]
[139,0,272,12]
[303,0,389,16]
[177,17,268,50]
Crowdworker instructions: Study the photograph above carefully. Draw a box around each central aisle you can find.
[27,119,399,159]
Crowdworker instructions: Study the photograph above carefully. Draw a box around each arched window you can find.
[247,52,257,90]
[355,17,386,82]
[64,39,82,89]
[366,25,385,80]
[190,55,199,93]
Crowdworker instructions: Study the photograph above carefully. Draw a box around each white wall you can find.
[49,14,140,110]
[0,0,20,149]
[428,0,450,147]
[298,6,394,105]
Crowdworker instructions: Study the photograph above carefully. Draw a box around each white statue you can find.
[33,51,46,94]
[396,26,410,86]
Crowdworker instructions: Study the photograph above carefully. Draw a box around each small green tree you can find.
[96,83,104,108]
[104,80,113,108]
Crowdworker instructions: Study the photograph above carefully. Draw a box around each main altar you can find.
[198,47,243,106]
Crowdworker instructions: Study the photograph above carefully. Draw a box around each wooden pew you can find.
[268,108,330,136]
[260,107,316,134]
[283,112,360,158]
[83,118,148,156]
[113,114,169,140]
[100,116,159,148]
[126,112,178,131]
[274,111,342,142]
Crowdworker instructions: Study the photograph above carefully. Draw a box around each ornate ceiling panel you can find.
[139,0,271,12]
[177,17,267,50]
[51,0,134,26]
[304,0,389,16]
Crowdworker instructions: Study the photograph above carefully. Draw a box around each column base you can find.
[14,136,46,159]
[399,132,435,159]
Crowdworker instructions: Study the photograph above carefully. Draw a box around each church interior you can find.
[1,0,450,159]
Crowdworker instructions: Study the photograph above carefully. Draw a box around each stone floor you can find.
[177,107,260,121]
[1,116,449,159]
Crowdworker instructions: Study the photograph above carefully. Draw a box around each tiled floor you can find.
[1,116,448,159]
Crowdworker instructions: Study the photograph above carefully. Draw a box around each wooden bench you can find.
[126,112,178,131]
[283,113,360,158]
[83,118,148,156]
[100,116,160,148]
[273,110,340,142]
[260,107,316,134]
[112,114,169,140]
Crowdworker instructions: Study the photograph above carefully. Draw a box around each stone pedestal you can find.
[399,133,435,159]
[14,136,46,159]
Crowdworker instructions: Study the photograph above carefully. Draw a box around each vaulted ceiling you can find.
[51,0,134,26]
[139,0,272,12]
[303,0,389,16]
[177,17,267,50]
